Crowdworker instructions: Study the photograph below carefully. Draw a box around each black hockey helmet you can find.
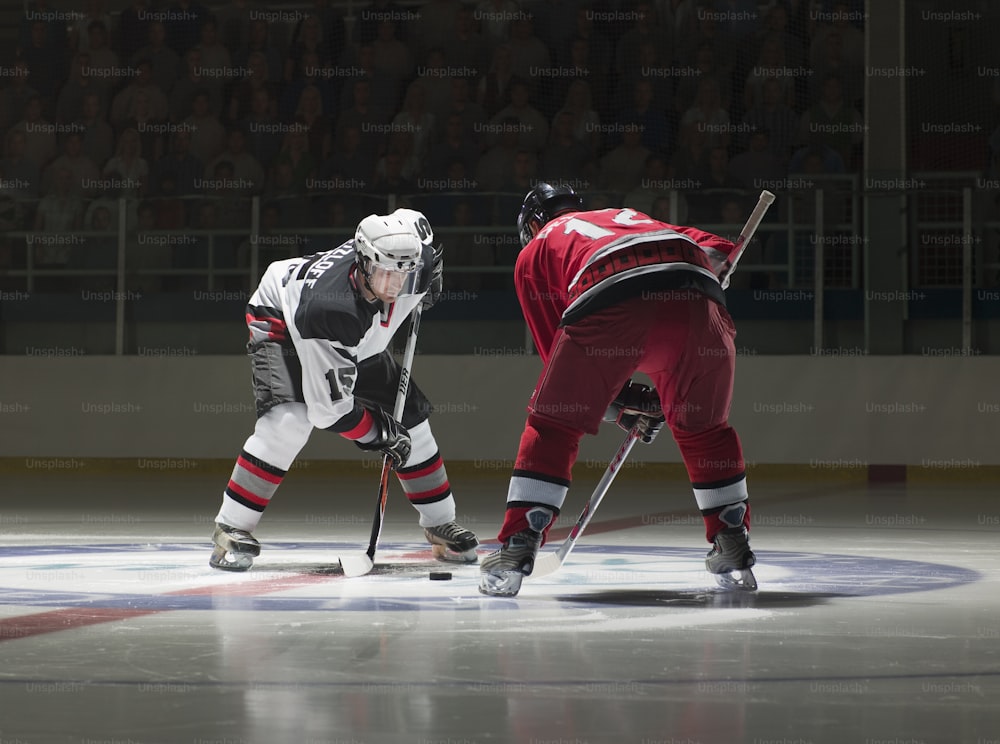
[516,182,584,248]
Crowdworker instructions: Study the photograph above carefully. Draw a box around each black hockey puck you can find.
[429,571,453,581]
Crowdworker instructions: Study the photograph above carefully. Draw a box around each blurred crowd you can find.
[0,0,866,287]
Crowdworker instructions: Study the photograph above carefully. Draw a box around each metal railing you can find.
[907,172,996,352]
[5,176,995,355]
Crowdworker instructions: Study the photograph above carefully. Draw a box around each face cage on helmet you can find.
[361,257,423,300]
[517,202,545,249]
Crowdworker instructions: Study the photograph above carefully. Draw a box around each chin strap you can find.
[350,263,379,303]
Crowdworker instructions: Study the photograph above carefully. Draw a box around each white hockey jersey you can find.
[246,239,430,430]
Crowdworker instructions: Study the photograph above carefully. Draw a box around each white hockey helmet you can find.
[354,213,424,299]
[392,207,434,249]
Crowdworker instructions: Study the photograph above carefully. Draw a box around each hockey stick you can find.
[530,425,641,578]
[719,190,776,290]
[339,304,423,577]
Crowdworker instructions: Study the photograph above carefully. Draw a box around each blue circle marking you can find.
[0,542,980,612]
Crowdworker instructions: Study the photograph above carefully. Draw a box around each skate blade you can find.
[213,533,261,557]
[714,567,758,591]
[209,548,254,572]
[339,553,375,577]
[430,544,479,564]
[478,569,524,597]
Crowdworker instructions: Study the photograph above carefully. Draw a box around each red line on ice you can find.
[0,572,337,643]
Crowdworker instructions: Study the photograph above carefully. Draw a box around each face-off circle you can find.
[0,542,979,615]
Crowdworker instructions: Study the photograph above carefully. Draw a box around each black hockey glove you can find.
[603,380,665,444]
[355,407,412,468]
[420,244,443,310]
[634,414,665,444]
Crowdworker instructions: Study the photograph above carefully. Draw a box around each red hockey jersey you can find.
[515,207,736,362]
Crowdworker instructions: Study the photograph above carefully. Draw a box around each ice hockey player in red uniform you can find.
[210,208,479,571]
[479,183,756,596]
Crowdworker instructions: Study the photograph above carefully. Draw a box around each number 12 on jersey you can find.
[538,209,654,242]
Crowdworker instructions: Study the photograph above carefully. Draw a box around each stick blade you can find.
[529,550,563,578]
[338,552,375,577]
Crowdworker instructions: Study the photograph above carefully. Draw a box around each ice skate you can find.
[209,523,261,571]
[424,521,479,563]
[478,529,543,596]
[706,527,757,591]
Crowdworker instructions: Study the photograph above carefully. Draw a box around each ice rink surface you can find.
[1,470,998,744]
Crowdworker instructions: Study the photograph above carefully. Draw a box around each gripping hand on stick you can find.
[354,407,412,468]
[604,380,665,444]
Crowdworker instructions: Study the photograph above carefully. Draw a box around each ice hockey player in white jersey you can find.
[209,208,480,570]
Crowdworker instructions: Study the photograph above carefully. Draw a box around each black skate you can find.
[209,523,260,571]
[424,521,479,563]
[706,527,757,591]
[478,529,543,597]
